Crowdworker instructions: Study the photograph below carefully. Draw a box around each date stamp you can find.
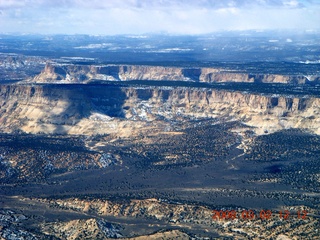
[212,209,308,221]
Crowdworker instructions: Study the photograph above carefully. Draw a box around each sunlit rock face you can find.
[1,84,320,136]
[31,63,319,84]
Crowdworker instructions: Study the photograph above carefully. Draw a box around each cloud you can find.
[0,0,319,34]
[0,0,311,10]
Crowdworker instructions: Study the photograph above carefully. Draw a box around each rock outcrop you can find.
[30,63,320,84]
[37,197,320,240]
[1,84,320,136]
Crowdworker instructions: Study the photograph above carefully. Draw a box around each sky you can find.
[0,0,319,35]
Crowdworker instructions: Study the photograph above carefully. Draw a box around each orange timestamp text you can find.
[212,209,308,221]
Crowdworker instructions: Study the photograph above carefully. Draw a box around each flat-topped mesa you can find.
[1,84,320,136]
[30,63,319,84]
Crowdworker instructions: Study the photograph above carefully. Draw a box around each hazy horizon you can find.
[0,0,319,35]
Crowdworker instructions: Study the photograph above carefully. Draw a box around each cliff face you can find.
[1,84,320,136]
[31,63,320,84]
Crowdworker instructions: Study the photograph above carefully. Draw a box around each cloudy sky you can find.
[0,0,319,35]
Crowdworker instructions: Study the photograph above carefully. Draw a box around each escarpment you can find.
[1,84,320,136]
[30,63,320,84]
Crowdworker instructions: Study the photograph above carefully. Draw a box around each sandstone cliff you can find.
[1,84,320,136]
[30,63,320,84]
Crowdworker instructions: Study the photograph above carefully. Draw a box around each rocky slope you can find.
[30,63,320,84]
[38,197,320,239]
[1,84,320,137]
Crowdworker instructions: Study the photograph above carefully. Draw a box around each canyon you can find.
[1,61,320,239]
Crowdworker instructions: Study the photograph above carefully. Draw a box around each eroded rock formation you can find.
[0,84,320,136]
[30,63,320,84]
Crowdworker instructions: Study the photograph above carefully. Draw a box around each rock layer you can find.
[1,84,320,136]
[31,63,320,84]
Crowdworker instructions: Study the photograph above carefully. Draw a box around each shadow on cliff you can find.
[41,84,127,134]
[86,84,127,118]
[182,68,201,81]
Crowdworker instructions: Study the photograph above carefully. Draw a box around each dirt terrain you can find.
[1,121,319,239]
